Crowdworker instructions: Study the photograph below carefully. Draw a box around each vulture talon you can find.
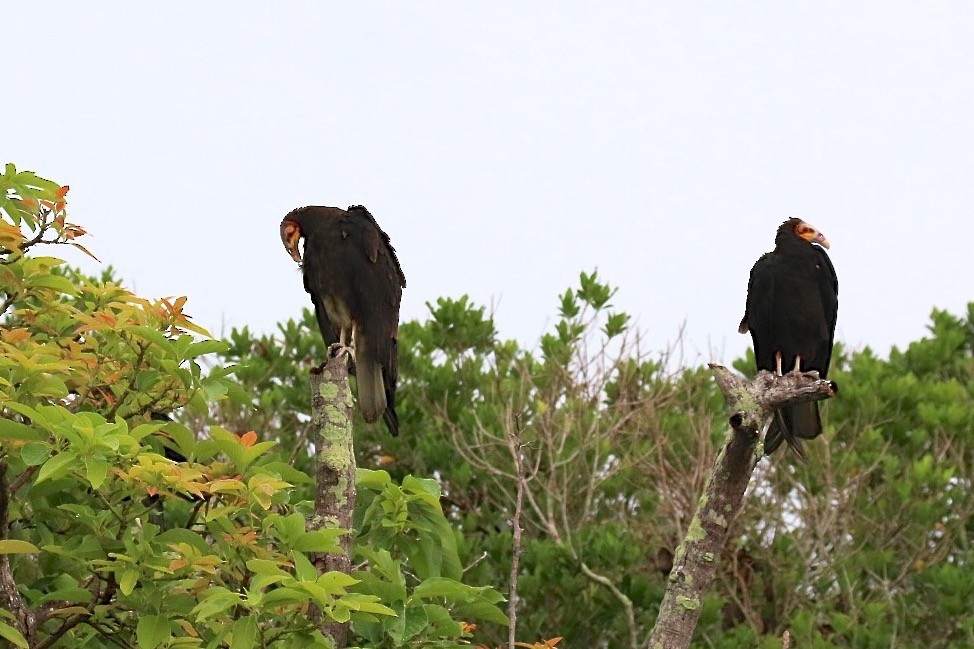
[328,342,354,360]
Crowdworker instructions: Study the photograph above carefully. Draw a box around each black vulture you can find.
[739,218,838,457]
[281,205,406,436]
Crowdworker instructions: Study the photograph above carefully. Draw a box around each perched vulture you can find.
[280,205,406,436]
[739,218,838,457]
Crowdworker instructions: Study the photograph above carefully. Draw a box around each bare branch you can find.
[647,365,836,649]
[506,414,526,649]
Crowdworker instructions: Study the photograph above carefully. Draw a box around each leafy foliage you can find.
[221,276,974,648]
[0,166,506,648]
[4,164,973,648]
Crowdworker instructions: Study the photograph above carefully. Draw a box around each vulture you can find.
[280,205,406,436]
[739,218,838,457]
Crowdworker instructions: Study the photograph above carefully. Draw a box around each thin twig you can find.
[507,413,527,649]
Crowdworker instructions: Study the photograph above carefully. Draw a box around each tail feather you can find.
[382,403,399,437]
[764,402,822,457]
[354,340,387,425]
[382,358,399,436]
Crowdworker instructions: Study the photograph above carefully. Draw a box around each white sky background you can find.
[6,4,974,364]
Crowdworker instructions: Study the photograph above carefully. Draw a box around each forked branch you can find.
[647,366,836,649]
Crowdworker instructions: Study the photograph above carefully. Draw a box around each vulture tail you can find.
[382,402,399,437]
[764,402,821,458]
[354,336,388,426]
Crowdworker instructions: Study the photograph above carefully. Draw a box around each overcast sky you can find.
[7,4,973,364]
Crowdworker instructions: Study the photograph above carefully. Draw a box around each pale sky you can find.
[7,4,974,364]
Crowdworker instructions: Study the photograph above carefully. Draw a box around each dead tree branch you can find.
[308,356,356,649]
[647,366,836,649]
[506,414,526,649]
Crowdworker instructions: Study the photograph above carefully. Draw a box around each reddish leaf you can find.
[1,329,30,343]
[71,242,101,261]
[239,431,258,447]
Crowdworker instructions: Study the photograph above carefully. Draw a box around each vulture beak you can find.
[797,221,830,249]
[280,220,303,263]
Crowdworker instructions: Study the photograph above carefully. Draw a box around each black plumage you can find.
[739,218,838,457]
[281,205,406,436]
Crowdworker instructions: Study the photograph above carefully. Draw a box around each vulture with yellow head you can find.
[739,218,838,457]
[280,205,406,436]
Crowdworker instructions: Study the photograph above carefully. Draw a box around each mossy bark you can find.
[647,366,836,649]
[309,356,356,648]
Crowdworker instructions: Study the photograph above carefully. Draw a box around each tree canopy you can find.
[2,165,972,648]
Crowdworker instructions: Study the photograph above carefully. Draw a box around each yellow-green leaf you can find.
[0,621,28,648]
[0,540,39,554]
[119,569,138,596]
[28,274,77,295]
[136,615,171,649]
[229,616,257,649]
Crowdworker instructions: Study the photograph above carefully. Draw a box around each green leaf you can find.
[124,325,171,352]
[453,599,509,625]
[192,588,241,621]
[271,512,307,545]
[0,540,39,554]
[38,587,92,604]
[1,403,43,426]
[260,461,313,484]
[318,571,359,592]
[85,457,109,489]
[35,451,78,484]
[400,604,430,641]
[186,339,229,359]
[119,569,139,596]
[292,551,318,582]
[0,621,28,648]
[134,371,164,392]
[136,615,171,649]
[246,559,289,578]
[0,419,44,441]
[230,616,257,649]
[356,468,392,490]
[261,587,307,607]
[412,577,478,601]
[603,311,631,339]
[294,529,345,554]
[28,274,78,295]
[341,593,395,616]
[157,528,212,555]
[20,442,49,466]
[401,475,441,500]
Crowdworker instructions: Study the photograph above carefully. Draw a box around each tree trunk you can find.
[647,366,836,649]
[309,356,357,648]
[0,462,34,646]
